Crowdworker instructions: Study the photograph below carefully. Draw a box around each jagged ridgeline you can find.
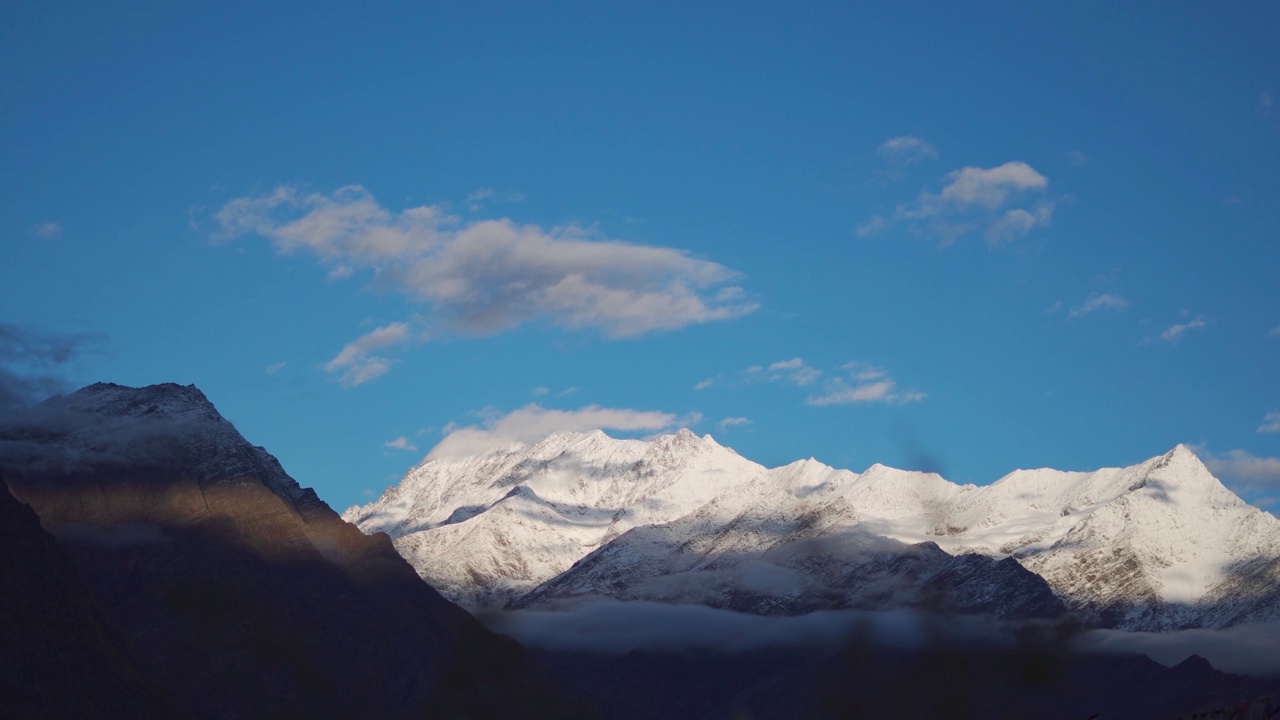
[345,429,1280,631]
[0,383,583,719]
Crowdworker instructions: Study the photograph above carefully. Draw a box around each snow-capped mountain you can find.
[344,431,1280,631]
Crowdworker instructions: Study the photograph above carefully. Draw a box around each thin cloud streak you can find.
[1197,446,1280,491]
[428,403,683,458]
[1159,316,1207,343]
[808,361,925,406]
[31,222,62,240]
[745,358,822,387]
[324,322,413,387]
[383,436,418,452]
[0,323,100,410]
[1068,293,1128,319]
[1259,412,1280,434]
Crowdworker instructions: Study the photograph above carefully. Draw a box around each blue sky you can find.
[3,1,1279,512]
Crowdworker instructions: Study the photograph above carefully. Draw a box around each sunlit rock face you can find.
[348,430,1280,631]
[0,383,570,720]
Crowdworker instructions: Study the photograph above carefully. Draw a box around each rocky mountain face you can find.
[345,430,1280,630]
[0,383,578,719]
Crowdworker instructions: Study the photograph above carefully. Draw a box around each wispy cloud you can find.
[1258,412,1280,434]
[465,187,524,212]
[429,404,682,458]
[1197,447,1280,492]
[807,361,925,406]
[860,161,1054,246]
[1259,90,1275,117]
[1068,292,1128,319]
[0,323,100,410]
[1159,315,1207,344]
[745,358,822,387]
[264,360,287,375]
[875,136,938,180]
[383,436,418,452]
[693,377,716,391]
[717,416,751,430]
[531,386,549,396]
[215,186,757,384]
[1063,150,1090,167]
[31,222,62,240]
[324,322,414,387]
[1270,326,1280,337]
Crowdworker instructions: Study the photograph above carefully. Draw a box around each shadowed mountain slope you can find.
[0,482,182,719]
[0,383,580,719]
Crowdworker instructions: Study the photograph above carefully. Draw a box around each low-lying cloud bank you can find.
[483,600,1280,678]
[1078,624,1280,678]
[481,600,1013,655]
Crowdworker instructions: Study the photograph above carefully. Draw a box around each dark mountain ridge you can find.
[0,382,578,719]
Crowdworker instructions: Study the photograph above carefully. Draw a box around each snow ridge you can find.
[6,382,326,515]
[346,433,1280,630]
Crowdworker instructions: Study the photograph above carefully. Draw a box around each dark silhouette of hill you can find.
[0,383,583,719]
[0,482,185,719]
[534,635,1280,720]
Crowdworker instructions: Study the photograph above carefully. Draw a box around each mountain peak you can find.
[1166,443,1200,463]
[55,382,219,421]
[1146,443,1216,486]
[5,381,324,515]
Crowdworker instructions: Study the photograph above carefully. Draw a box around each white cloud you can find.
[1258,411,1280,434]
[717,416,751,429]
[264,361,287,375]
[1063,150,1090,167]
[1159,315,1207,343]
[1044,300,1063,314]
[855,215,888,237]
[1197,447,1280,491]
[876,136,937,166]
[215,186,756,355]
[466,187,495,208]
[31,222,62,240]
[466,187,524,211]
[383,436,418,451]
[531,386,550,396]
[808,361,925,406]
[861,161,1053,246]
[1068,292,1128,319]
[985,203,1054,246]
[745,357,822,387]
[939,162,1048,208]
[694,378,715,391]
[324,322,413,387]
[428,403,682,458]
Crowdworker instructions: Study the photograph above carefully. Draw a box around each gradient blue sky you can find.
[4,1,1279,511]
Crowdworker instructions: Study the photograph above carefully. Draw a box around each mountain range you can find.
[343,428,1280,631]
[6,382,1280,717]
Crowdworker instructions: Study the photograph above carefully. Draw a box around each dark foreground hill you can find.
[0,382,581,719]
